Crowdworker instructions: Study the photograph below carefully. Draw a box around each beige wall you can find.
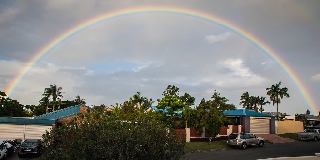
[277,121,303,134]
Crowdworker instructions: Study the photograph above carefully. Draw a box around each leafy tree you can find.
[266,82,290,120]
[211,90,235,111]
[249,96,259,112]
[306,109,310,115]
[240,92,251,110]
[41,84,63,113]
[295,114,307,127]
[156,85,186,128]
[0,91,26,117]
[74,95,86,105]
[201,107,223,137]
[41,110,185,160]
[257,96,270,113]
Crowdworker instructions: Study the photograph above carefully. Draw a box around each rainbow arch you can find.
[5,6,318,114]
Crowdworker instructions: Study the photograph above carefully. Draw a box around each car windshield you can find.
[22,142,37,146]
[229,134,238,139]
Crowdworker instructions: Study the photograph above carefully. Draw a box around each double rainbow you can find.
[5,7,317,114]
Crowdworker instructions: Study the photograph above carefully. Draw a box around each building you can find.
[224,109,276,134]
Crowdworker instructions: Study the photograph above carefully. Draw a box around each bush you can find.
[41,110,185,160]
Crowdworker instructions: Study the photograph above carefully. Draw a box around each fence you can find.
[277,121,303,134]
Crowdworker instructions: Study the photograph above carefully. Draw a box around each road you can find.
[6,141,320,160]
[185,141,320,160]
[6,152,40,160]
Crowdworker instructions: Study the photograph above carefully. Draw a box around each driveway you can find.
[184,141,320,160]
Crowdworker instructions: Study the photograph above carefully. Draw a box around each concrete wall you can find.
[277,120,304,134]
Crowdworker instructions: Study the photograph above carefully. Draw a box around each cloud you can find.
[311,74,320,81]
[214,59,265,88]
[205,32,231,43]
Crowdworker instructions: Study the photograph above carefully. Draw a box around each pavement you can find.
[258,155,320,160]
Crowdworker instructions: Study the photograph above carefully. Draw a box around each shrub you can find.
[41,110,185,160]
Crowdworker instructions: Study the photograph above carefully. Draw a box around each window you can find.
[249,134,256,138]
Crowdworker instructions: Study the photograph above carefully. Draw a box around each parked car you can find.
[297,128,320,141]
[3,140,14,157]
[227,132,265,150]
[0,140,7,160]
[18,139,42,157]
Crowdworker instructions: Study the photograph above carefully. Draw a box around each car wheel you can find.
[258,141,264,147]
[314,137,318,141]
[241,143,247,150]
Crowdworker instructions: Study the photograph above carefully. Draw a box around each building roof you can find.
[223,109,274,117]
[304,114,320,121]
[0,117,55,125]
[34,104,87,120]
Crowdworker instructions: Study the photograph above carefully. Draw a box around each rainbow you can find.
[5,7,318,114]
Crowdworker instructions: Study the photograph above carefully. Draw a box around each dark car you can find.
[18,139,42,157]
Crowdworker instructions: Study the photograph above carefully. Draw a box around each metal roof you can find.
[223,109,274,117]
[34,104,86,120]
[0,117,55,125]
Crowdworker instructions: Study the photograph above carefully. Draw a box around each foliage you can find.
[295,114,307,126]
[156,85,194,128]
[266,82,290,120]
[0,91,26,117]
[257,96,270,113]
[192,91,232,137]
[39,84,64,113]
[240,92,269,112]
[41,109,185,160]
[122,92,153,112]
[200,108,223,137]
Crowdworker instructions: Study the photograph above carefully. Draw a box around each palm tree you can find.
[240,92,251,110]
[42,84,63,113]
[250,96,259,112]
[266,82,290,120]
[257,96,270,113]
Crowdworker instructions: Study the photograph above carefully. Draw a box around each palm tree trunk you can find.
[276,100,279,121]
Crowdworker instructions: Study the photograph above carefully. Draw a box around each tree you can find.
[240,92,251,110]
[257,96,270,113]
[306,109,310,115]
[74,95,86,105]
[156,85,186,128]
[41,84,64,113]
[41,110,185,160]
[211,90,235,111]
[266,82,290,120]
[249,96,259,112]
[295,114,307,127]
[0,91,26,117]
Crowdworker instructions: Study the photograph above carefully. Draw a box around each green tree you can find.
[266,82,290,120]
[41,110,185,160]
[156,85,185,128]
[295,114,307,127]
[249,96,259,112]
[211,90,235,111]
[41,84,63,113]
[0,91,26,117]
[74,95,86,105]
[257,96,270,113]
[240,92,251,110]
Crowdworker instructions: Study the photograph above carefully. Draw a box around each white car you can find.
[0,140,7,160]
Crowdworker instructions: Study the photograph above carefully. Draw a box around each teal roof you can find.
[224,109,274,117]
[34,105,86,120]
[0,117,55,125]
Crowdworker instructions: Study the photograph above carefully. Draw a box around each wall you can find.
[277,120,303,134]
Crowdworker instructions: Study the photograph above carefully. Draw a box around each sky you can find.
[0,0,319,115]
